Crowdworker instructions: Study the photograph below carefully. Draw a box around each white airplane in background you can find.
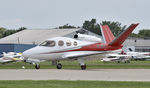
[0,52,22,64]
[125,48,150,60]
[22,23,139,70]
[101,54,130,63]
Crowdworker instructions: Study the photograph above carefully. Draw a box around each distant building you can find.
[123,38,150,52]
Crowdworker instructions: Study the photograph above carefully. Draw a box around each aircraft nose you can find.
[22,47,40,59]
[22,49,32,58]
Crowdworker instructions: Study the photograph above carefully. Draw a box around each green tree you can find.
[59,24,76,29]
[0,27,27,38]
[130,33,144,38]
[82,19,101,35]
[0,27,7,38]
[138,29,150,38]
[17,27,27,32]
[3,30,16,37]
[101,21,126,37]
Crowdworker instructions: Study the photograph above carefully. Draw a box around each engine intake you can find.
[74,33,102,42]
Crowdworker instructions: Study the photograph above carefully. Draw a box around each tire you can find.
[117,61,120,63]
[81,65,86,70]
[57,64,62,69]
[35,64,40,69]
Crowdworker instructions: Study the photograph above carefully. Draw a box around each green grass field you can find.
[1,60,150,69]
[0,80,150,88]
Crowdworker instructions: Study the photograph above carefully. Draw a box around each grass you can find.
[0,80,150,88]
[1,60,150,69]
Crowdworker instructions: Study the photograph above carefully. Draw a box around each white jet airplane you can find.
[22,23,139,70]
[101,54,131,63]
[0,52,22,64]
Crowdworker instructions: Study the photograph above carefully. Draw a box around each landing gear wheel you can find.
[35,64,40,69]
[81,64,86,70]
[117,61,120,63]
[57,64,62,69]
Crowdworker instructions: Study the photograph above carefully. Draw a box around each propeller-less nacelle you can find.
[74,33,102,43]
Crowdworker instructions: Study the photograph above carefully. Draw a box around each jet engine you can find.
[74,33,102,42]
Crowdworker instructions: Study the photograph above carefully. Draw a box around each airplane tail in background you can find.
[101,25,115,44]
[101,23,139,46]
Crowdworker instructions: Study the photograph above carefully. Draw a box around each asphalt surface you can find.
[0,69,150,81]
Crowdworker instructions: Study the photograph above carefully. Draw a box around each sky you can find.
[0,0,150,33]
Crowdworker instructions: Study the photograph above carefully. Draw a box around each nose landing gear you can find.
[35,64,40,69]
[56,63,62,69]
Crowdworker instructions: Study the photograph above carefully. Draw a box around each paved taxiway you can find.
[0,69,150,81]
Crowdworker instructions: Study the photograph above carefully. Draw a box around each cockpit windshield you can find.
[40,41,56,47]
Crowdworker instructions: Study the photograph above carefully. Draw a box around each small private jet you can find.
[101,54,131,63]
[0,52,22,64]
[22,23,139,70]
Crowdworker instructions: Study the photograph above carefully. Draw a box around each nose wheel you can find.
[56,64,62,69]
[35,64,40,69]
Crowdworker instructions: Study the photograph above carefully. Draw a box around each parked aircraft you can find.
[22,23,139,70]
[125,48,150,60]
[101,54,130,63]
[0,52,22,64]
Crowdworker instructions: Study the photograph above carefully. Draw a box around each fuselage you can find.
[22,37,123,61]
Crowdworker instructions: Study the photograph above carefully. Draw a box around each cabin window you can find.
[40,41,56,47]
[66,41,71,46]
[58,40,64,46]
[73,41,77,46]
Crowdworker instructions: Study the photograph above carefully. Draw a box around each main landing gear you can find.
[81,64,86,70]
[78,59,86,70]
[34,63,62,69]
[56,63,62,69]
[35,64,40,69]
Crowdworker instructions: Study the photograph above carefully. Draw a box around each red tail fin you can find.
[109,23,139,46]
[101,25,115,44]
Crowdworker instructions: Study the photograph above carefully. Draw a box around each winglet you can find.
[109,23,139,46]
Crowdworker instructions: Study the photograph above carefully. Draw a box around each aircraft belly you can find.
[63,51,106,60]
[31,53,64,61]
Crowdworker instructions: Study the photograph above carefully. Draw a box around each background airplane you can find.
[101,54,130,63]
[22,23,139,70]
[125,48,150,60]
[0,52,22,64]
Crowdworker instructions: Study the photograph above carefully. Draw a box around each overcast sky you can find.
[0,0,149,33]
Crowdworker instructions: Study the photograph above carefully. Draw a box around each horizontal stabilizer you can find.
[109,23,139,46]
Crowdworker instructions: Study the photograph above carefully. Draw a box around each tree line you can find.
[59,19,150,38]
[0,19,150,39]
[0,27,26,38]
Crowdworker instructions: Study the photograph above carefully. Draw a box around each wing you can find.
[0,58,13,63]
[61,51,106,59]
